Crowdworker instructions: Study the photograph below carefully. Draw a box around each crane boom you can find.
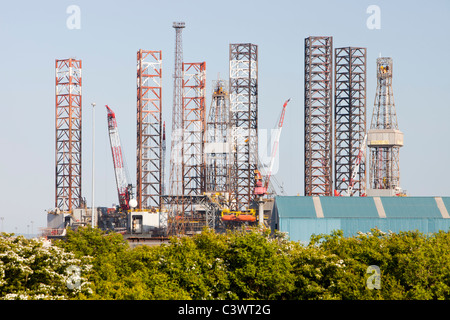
[346,133,368,196]
[255,98,291,196]
[106,105,132,211]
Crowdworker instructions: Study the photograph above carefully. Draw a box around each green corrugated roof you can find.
[274,196,316,218]
[380,197,442,218]
[272,196,450,243]
[440,197,450,215]
[320,196,379,218]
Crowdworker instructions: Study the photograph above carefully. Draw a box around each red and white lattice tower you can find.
[136,50,163,210]
[55,58,82,213]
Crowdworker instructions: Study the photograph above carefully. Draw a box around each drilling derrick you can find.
[205,79,231,196]
[304,36,333,197]
[229,43,258,211]
[367,57,404,196]
[136,50,162,210]
[55,58,82,213]
[334,47,367,196]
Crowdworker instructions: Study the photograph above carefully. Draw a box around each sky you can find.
[0,0,449,234]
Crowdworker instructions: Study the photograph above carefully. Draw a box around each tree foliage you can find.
[2,226,450,300]
[0,233,92,299]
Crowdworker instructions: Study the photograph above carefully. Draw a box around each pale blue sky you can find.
[0,0,449,234]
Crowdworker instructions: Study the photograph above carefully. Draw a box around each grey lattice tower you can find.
[229,43,258,211]
[304,36,333,196]
[168,21,186,235]
[367,57,404,196]
[334,47,367,196]
[169,21,185,199]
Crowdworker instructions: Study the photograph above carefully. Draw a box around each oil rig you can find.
[46,25,405,241]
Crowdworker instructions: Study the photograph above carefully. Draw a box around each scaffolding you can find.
[55,58,82,213]
[334,47,367,196]
[304,36,333,196]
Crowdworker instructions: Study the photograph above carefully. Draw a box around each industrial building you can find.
[45,22,449,243]
[271,196,450,243]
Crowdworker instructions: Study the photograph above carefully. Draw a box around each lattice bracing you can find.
[304,37,333,196]
[55,58,82,213]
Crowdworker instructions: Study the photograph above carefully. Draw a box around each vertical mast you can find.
[334,47,367,196]
[182,62,206,196]
[304,36,333,196]
[229,43,258,211]
[169,22,185,199]
[55,58,82,213]
[136,50,162,210]
[168,22,186,236]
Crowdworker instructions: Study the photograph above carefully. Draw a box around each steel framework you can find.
[205,79,232,196]
[334,47,367,196]
[169,22,185,199]
[368,57,403,192]
[168,22,186,236]
[229,43,258,211]
[55,58,82,213]
[182,62,206,196]
[136,50,162,210]
[304,36,333,196]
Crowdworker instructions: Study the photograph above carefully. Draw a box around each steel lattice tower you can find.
[205,79,231,196]
[55,58,82,213]
[167,21,186,236]
[367,57,403,195]
[169,22,185,199]
[136,50,162,210]
[334,47,367,196]
[229,43,258,211]
[304,36,333,196]
[182,62,206,196]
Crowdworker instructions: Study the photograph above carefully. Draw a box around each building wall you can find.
[272,196,450,244]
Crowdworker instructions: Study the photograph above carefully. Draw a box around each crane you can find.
[346,133,368,196]
[334,133,368,197]
[106,105,133,211]
[254,98,291,196]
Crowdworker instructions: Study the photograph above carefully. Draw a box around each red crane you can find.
[255,98,291,196]
[106,105,132,211]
